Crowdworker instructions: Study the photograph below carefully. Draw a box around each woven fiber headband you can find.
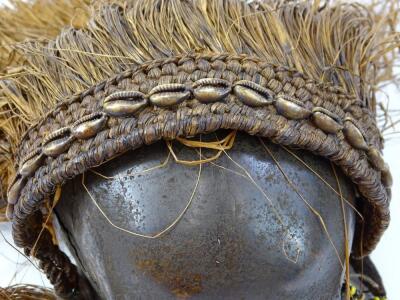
[0,0,398,298]
[6,53,391,296]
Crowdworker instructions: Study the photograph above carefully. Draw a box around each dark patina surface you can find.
[55,132,356,299]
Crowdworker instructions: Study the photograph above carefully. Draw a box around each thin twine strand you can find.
[30,185,62,257]
[214,135,300,263]
[259,138,343,266]
[195,147,302,263]
[90,152,171,180]
[280,145,363,220]
[332,162,350,300]
[81,144,203,239]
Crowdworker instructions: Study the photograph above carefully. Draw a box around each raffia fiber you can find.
[0,284,56,300]
[0,0,398,298]
[0,0,399,199]
[0,0,90,208]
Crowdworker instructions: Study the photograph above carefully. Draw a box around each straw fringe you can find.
[0,0,90,70]
[0,284,56,299]
[0,0,90,205]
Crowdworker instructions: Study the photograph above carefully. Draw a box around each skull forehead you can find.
[55,132,356,299]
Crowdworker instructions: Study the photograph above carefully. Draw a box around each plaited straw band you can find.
[7,53,391,298]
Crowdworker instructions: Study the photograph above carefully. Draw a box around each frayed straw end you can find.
[0,284,56,300]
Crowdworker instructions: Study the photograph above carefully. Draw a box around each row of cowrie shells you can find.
[6,112,108,218]
[6,78,391,219]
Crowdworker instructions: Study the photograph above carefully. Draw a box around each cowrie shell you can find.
[193,78,231,103]
[233,80,274,107]
[149,84,190,107]
[72,112,107,139]
[43,127,74,157]
[103,91,147,117]
[275,95,311,119]
[311,107,343,133]
[343,118,368,151]
[19,149,44,177]
[368,147,385,171]
[7,175,25,205]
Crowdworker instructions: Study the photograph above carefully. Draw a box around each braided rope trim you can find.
[7,54,391,297]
